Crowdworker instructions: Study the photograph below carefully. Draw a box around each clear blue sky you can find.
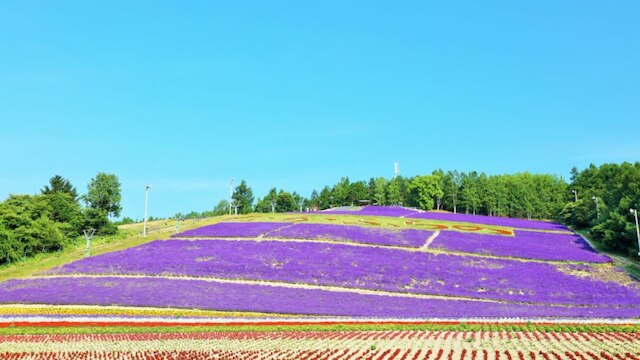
[1,1,638,219]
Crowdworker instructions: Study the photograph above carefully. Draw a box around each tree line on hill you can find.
[0,173,122,265]
[218,162,639,257]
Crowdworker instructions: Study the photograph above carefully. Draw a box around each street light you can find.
[571,189,578,202]
[229,177,235,216]
[143,185,151,237]
[592,196,600,220]
[631,208,640,256]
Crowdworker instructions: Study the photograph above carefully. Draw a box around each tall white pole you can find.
[143,185,150,237]
[572,190,578,202]
[631,209,640,256]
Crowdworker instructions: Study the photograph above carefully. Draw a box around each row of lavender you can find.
[47,239,629,305]
[173,222,608,263]
[1,276,637,318]
[323,206,568,231]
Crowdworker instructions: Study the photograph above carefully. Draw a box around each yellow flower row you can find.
[0,304,297,318]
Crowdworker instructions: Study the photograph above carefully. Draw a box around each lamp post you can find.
[229,177,235,216]
[143,185,151,237]
[631,208,640,256]
[572,189,578,202]
[592,196,600,220]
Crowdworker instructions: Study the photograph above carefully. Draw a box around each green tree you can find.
[409,175,444,210]
[83,173,122,217]
[255,188,278,213]
[231,180,254,215]
[372,177,387,206]
[276,190,297,212]
[81,173,121,235]
[41,175,78,201]
[212,199,230,215]
[43,192,82,237]
[348,181,369,206]
[332,177,351,206]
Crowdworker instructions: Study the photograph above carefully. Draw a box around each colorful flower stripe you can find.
[1,277,639,318]
[45,240,640,305]
[265,223,434,247]
[0,305,296,318]
[432,230,610,263]
[172,222,290,238]
[408,211,568,231]
[1,330,639,359]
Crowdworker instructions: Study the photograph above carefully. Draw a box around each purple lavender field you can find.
[0,276,637,318]
[47,239,633,306]
[265,223,434,247]
[431,230,610,263]
[0,208,636,319]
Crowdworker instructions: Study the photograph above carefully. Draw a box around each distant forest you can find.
[1,162,639,266]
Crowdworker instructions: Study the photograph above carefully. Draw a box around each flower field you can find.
[0,206,639,355]
[1,326,640,359]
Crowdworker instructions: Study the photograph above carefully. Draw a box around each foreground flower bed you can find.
[1,324,639,360]
[44,239,631,306]
[1,276,639,318]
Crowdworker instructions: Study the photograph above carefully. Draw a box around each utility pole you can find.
[572,189,578,202]
[83,229,96,257]
[143,185,151,237]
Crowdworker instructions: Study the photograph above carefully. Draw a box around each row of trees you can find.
[215,171,567,219]
[560,162,640,256]
[302,171,566,220]
[0,173,122,265]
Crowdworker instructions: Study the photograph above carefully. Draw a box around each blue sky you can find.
[1,1,638,219]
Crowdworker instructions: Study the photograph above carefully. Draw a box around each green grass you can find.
[1,322,639,335]
[575,228,640,279]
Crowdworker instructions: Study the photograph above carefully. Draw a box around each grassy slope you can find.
[575,228,640,279]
